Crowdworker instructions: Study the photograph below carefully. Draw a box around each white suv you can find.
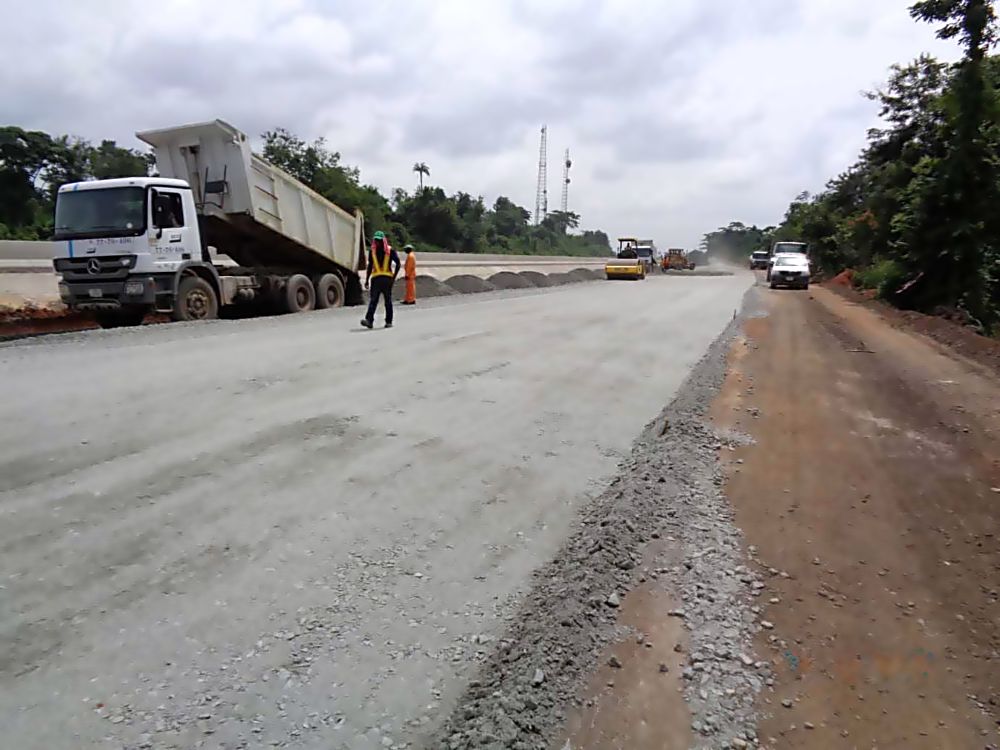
[769,253,810,289]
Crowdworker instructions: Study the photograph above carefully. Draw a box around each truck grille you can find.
[54,255,136,281]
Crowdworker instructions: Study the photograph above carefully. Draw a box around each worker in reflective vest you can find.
[402,244,417,305]
[362,231,400,329]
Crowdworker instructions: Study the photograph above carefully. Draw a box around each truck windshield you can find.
[775,254,809,266]
[54,187,146,240]
[636,248,653,257]
[773,242,806,254]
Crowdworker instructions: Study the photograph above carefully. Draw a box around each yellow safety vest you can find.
[371,247,394,277]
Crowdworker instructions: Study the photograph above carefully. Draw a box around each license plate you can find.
[88,288,102,298]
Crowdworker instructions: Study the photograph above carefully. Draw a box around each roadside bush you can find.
[855,258,907,299]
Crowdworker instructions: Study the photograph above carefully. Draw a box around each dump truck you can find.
[51,120,366,328]
[635,239,656,274]
[606,237,647,280]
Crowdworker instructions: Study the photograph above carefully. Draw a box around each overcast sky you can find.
[2,0,957,248]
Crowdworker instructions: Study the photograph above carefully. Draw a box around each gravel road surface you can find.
[1,274,750,749]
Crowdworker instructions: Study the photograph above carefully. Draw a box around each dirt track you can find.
[714,282,1000,748]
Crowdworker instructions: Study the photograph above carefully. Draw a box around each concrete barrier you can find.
[0,241,608,310]
[0,241,56,261]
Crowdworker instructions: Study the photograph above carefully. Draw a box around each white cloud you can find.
[1,0,959,247]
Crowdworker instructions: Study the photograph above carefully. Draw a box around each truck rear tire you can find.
[314,273,345,309]
[172,276,219,322]
[284,274,315,313]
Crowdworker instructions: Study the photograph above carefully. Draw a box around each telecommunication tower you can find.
[560,149,572,213]
[534,126,548,224]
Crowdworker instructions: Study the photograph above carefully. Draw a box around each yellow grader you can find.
[661,248,696,272]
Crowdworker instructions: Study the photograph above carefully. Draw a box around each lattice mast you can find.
[534,125,548,224]
[560,149,571,213]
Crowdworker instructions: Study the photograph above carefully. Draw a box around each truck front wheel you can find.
[172,276,219,322]
[284,274,315,313]
[314,273,345,309]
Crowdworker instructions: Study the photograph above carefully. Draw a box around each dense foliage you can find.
[707,1,1000,330]
[701,222,776,262]
[0,121,609,257]
[0,128,151,239]
[260,128,610,256]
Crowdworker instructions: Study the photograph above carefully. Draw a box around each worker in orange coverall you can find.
[402,244,417,305]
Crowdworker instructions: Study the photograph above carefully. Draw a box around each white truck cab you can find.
[634,244,655,274]
[53,177,206,325]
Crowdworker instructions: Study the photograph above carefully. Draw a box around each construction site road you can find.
[714,283,1000,749]
[0,273,751,750]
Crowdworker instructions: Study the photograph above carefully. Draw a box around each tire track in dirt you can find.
[712,283,999,748]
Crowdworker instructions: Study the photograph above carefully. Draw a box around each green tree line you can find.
[707,1,1000,331]
[0,129,152,239]
[260,128,610,257]
[701,221,775,262]
[0,123,610,257]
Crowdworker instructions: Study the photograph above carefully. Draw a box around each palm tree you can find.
[413,162,430,190]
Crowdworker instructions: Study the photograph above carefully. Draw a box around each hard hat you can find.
[404,244,415,250]
[373,231,385,240]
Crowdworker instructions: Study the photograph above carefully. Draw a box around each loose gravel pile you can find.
[445,275,498,294]
[545,273,576,286]
[517,271,550,288]
[488,272,533,290]
[437,288,766,750]
[393,276,457,301]
[415,275,459,298]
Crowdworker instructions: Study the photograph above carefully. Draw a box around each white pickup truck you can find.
[765,241,808,281]
[52,120,366,328]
